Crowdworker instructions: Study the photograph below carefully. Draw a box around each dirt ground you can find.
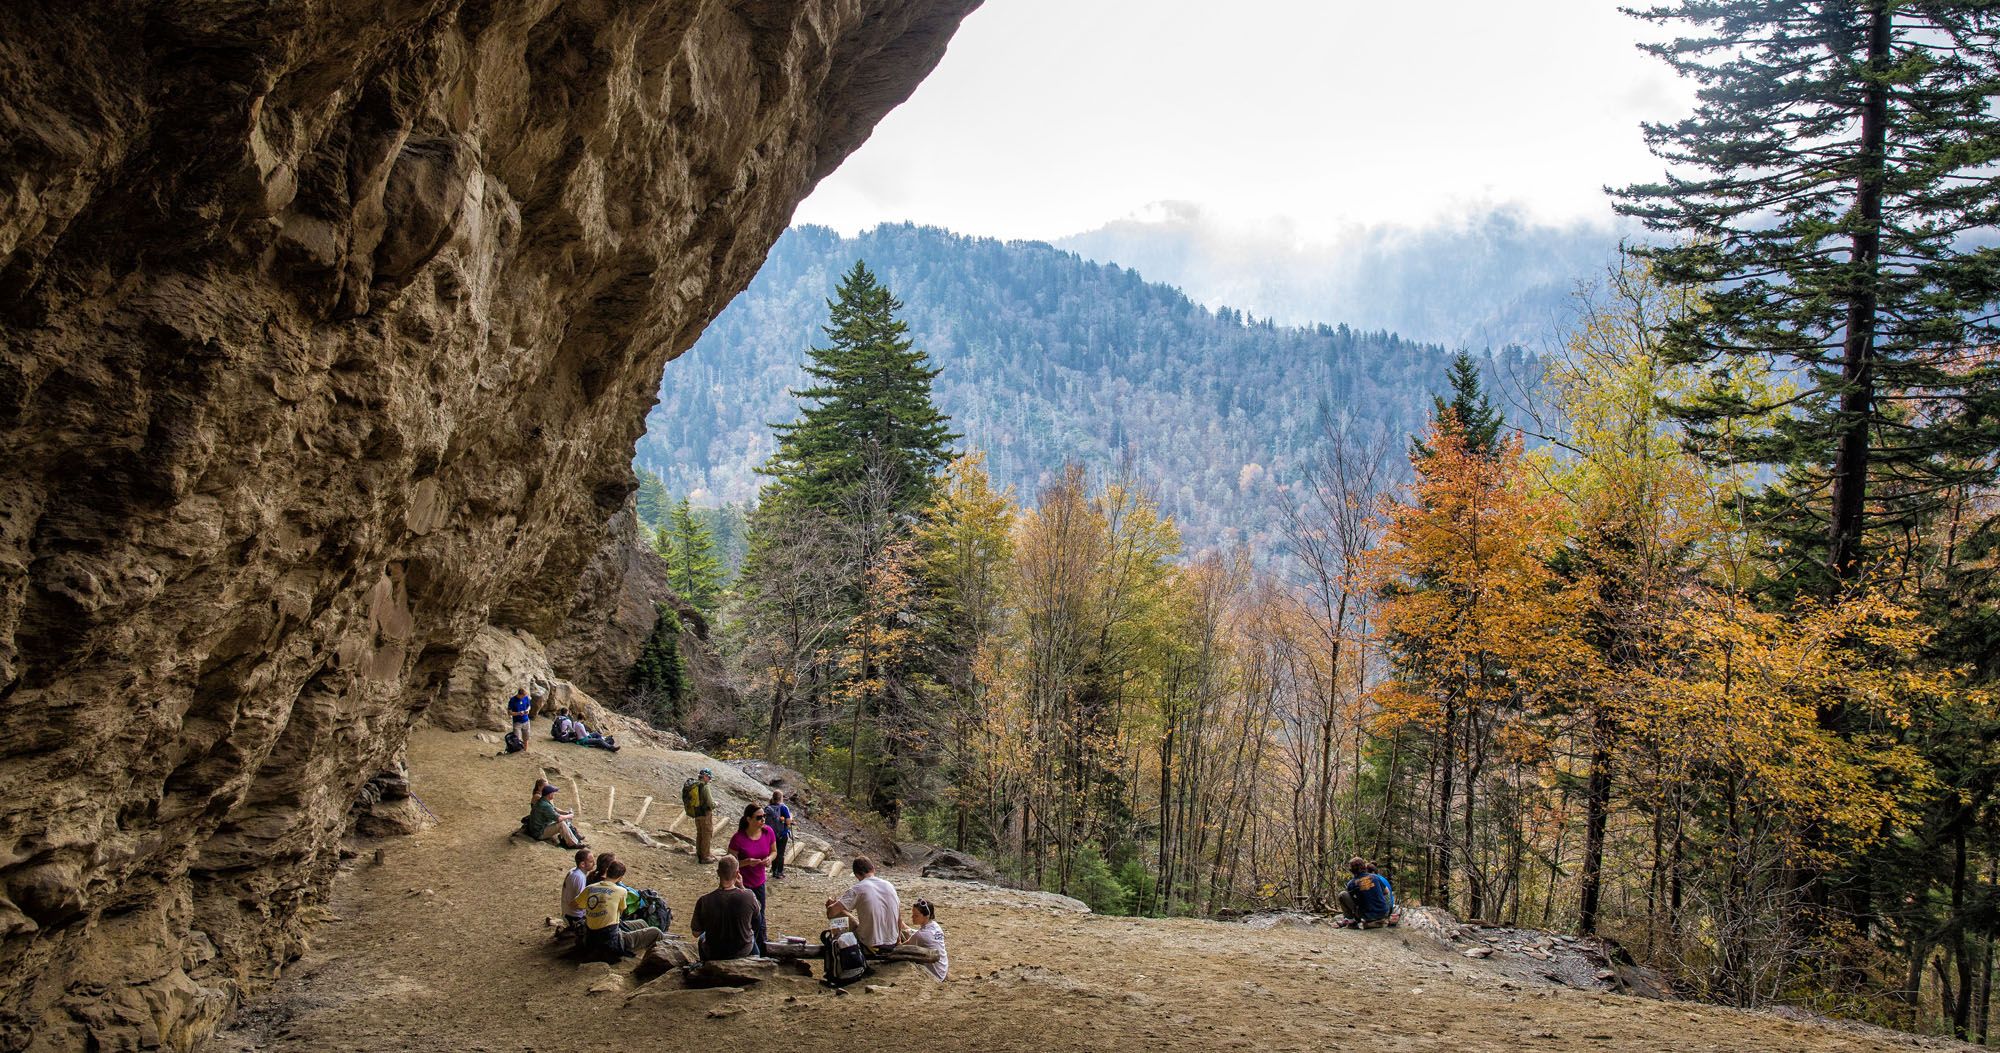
[211,728,1969,1053]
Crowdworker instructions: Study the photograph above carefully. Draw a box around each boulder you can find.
[921,850,1000,884]
[634,939,698,983]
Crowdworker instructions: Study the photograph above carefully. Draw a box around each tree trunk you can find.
[1825,1,1892,582]
[1578,701,1614,934]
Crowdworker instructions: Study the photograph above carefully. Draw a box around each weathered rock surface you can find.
[0,0,979,1048]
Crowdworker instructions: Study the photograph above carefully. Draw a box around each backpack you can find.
[820,929,872,988]
[504,730,525,753]
[681,779,708,816]
[630,888,672,933]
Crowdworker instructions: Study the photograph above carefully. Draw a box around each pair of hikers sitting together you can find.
[550,707,618,751]
[564,849,671,957]
[1337,856,1398,928]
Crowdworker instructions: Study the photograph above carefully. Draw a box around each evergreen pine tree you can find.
[1615,0,2000,585]
[657,497,725,612]
[763,260,959,517]
[634,467,671,528]
[1413,350,1504,460]
[628,604,690,726]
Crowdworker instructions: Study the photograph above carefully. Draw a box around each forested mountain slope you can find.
[641,224,1533,551]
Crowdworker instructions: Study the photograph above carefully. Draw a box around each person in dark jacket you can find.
[1338,856,1392,927]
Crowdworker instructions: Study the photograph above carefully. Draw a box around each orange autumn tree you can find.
[1370,418,1595,918]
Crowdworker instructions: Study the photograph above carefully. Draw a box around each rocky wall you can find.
[0,0,979,1047]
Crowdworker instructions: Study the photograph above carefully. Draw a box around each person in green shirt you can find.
[529,784,585,848]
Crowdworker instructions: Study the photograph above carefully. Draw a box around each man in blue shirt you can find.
[763,791,793,879]
[1339,856,1393,928]
[508,688,533,744]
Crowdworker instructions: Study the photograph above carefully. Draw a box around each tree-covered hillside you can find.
[640,223,1527,553]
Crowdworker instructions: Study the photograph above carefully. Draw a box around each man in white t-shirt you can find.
[825,856,901,954]
[561,848,594,938]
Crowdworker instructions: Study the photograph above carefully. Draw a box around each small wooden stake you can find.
[606,786,617,820]
[634,796,653,826]
[570,779,584,816]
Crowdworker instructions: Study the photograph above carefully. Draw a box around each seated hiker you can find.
[899,898,949,982]
[561,848,594,938]
[692,856,762,962]
[1338,856,1393,928]
[825,857,902,956]
[529,784,586,849]
[572,723,618,752]
[1367,860,1396,917]
[573,858,661,958]
[551,709,578,742]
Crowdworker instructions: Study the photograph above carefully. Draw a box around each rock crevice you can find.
[0,1,979,1047]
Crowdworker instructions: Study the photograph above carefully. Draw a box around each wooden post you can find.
[571,779,584,817]
[634,796,653,826]
[606,786,617,821]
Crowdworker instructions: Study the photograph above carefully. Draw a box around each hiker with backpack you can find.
[691,856,761,962]
[825,857,901,955]
[1368,860,1396,917]
[727,804,777,957]
[1338,856,1393,928]
[528,784,586,849]
[899,898,949,981]
[573,858,662,959]
[763,791,793,880]
[682,769,716,863]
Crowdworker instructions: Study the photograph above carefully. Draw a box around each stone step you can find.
[794,849,825,871]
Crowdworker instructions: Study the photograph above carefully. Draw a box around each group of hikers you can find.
[1337,857,1398,928]
[505,687,619,753]
[529,768,948,982]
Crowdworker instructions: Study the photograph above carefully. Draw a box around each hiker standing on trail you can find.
[682,769,717,862]
[562,848,594,937]
[574,858,661,958]
[508,687,533,745]
[529,785,586,848]
[826,857,901,955]
[763,791,793,880]
[728,804,777,956]
[691,856,761,962]
[899,898,949,981]
[1338,857,1393,928]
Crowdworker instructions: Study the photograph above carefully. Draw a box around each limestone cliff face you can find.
[0,1,979,1048]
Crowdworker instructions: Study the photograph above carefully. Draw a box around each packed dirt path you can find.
[212,728,1965,1053]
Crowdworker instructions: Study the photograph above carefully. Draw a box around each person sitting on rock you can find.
[1367,860,1396,918]
[826,856,902,956]
[551,709,579,742]
[1338,856,1392,928]
[691,856,761,962]
[528,784,585,849]
[898,898,949,982]
[573,858,661,959]
[562,848,594,939]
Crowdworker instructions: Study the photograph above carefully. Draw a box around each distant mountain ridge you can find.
[1054,202,1626,353]
[640,223,1538,554]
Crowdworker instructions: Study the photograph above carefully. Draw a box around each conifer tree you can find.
[629,604,690,726]
[763,261,959,517]
[1615,0,2000,585]
[634,467,671,528]
[658,496,725,612]
[1413,351,1503,461]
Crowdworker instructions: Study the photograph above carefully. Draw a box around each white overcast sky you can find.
[795,0,1691,242]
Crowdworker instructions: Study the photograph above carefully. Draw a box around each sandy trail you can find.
[212,728,1966,1053]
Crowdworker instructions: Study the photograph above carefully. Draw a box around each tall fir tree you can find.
[1413,351,1504,461]
[634,467,671,529]
[763,260,959,517]
[1615,0,2000,586]
[658,496,726,612]
[629,604,690,726]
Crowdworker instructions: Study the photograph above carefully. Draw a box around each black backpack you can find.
[630,888,672,933]
[504,730,525,753]
[820,929,872,988]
